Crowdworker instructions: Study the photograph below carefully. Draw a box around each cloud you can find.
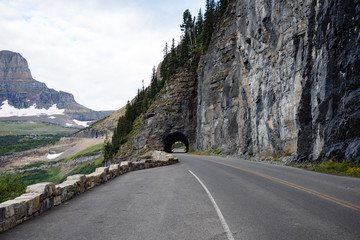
[0,0,204,110]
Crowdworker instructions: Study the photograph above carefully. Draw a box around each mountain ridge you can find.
[0,50,113,128]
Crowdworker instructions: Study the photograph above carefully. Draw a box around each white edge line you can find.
[188,170,235,240]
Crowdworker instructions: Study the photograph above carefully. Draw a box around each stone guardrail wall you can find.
[0,151,178,232]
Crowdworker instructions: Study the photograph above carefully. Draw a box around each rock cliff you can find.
[118,0,360,163]
[0,50,113,127]
[196,0,359,162]
[117,67,198,160]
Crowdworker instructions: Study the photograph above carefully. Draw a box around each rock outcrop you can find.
[0,50,113,126]
[122,0,360,163]
[196,0,360,162]
[117,68,198,160]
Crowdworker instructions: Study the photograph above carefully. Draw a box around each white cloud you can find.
[0,0,204,111]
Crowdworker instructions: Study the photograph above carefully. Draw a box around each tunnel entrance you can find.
[163,132,189,153]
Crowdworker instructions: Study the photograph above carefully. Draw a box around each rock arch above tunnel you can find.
[163,132,189,153]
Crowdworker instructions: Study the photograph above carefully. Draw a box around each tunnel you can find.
[163,132,189,153]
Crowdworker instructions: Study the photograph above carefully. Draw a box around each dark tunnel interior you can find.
[163,132,189,153]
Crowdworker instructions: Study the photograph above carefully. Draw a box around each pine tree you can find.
[103,135,113,163]
[180,9,193,33]
[218,0,229,16]
[180,34,190,66]
[163,42,169,58]
[181,9,194,47]
[203,0,216,51]
[150,66,158,99]
[195,8,204,37]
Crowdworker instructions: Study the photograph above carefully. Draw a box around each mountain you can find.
[0,50,113,128]
[111,0,360,163]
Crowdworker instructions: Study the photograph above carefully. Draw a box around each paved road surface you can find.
[1,154,360,239]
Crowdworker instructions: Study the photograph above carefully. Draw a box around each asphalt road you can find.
[1,154,360,240]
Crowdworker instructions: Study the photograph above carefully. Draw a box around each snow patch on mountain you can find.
[46,152,64,160]
[73,119,91,127]
[0,100,65,117]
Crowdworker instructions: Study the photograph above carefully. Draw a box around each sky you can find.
[0,0,205,111]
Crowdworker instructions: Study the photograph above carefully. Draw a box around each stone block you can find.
[0,201,14,219]
[56,184,68,202]
[40,198,54,213]
[140,160,151,169]
[0,199,27,221]
[95,167,109,174]
[0,216,15,232]
[15,193,40,216]
[65,175,86,194]
[0,206,5,222]
[86,171,104,184]
[56,181,76,201]
[85,174,96,189]
[65,180,82,195]
[109,164,120,178]
[26,182,57,198]
[54,196,62,206]
[120,161,129,167]
[95,167,109,182]
[120,161,130,174]
[66,174,86,183]
[151,151,178,164]
[152,151,167,161]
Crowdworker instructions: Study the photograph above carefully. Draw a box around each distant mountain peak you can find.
[0,50,114,128]
[0,50,33,81]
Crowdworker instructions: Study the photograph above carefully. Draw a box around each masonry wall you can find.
[0,151,178,232]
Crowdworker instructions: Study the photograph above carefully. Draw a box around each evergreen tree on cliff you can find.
[195,8,204,44]
[203,0,216,51]
[180,9,194,65]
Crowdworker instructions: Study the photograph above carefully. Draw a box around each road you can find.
[1,154,360,239]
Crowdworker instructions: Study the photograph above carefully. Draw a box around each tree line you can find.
[161,0,230,81]
[104,0,231,160]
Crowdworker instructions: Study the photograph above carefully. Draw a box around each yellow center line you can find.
[202,158,360,213]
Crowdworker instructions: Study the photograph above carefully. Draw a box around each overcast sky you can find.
[0,0,205,111]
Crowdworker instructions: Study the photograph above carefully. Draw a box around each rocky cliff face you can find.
[117,0,359,163]
[0,50,113,126]
[0,50,76,109]
[117,68,198,160]
[197,0,360,162]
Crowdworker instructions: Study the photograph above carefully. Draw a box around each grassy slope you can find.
[0,120,77,136]
[16,143,104,185]
[0,120,78,156]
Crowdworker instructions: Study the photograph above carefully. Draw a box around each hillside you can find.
[73,105,126,138]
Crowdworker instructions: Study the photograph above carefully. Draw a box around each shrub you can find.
[290,159,360,178]
[0,171,26,203]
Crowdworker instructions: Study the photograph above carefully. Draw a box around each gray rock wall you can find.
[196,0,360,162]
[0,151,179,232]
